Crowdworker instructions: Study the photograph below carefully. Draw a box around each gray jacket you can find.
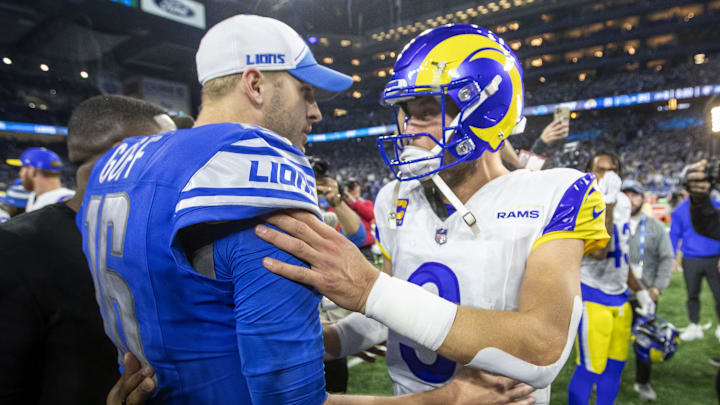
[628,214,674,291]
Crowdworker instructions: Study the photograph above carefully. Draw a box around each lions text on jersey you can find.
[78,123,327,404]
[374,168,609,404]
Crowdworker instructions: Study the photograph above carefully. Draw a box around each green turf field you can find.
[346,271,719,404]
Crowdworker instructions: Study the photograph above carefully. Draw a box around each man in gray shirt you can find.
[623,180,674,401]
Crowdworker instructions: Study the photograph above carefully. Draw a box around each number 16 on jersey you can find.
[83,192,148,366]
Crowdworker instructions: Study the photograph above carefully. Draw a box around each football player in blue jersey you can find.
[82,15,535,405]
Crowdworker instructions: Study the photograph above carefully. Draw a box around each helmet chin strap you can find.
[396,142,480,234]
[434,113,481,234]
[431,173,481,234]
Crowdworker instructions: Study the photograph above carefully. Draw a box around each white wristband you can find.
[364,272,457,351]
[334,312,388,358]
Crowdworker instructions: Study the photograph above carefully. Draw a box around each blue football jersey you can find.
[77,123,327,404]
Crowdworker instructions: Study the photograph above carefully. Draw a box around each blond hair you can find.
[201,72,285,103]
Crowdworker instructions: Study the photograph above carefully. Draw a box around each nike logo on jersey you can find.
[497,210,540,219]
[592,207,605,219]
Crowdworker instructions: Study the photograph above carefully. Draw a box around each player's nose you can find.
[308,101,322,124]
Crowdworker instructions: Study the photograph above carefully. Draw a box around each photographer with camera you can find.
[687,160,720,239]
[684,159,720,403]
[310,158,366,248]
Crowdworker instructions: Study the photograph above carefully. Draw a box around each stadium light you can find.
[539,76,546,83]
[694,53,706,64]
[351,59,360,66]
[2,57,11,65]
[712,106,720,133]
[322,57,333,64]
[352,91,362,99]
[352,74,361,82]
[80,70,89,79]
[307,36,319,44]
[40,63,49,72]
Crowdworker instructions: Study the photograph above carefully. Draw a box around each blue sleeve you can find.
[669,209,682,257]
[214,223,327,405]
[342,223,367,247]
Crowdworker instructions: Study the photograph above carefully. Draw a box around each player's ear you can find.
[241,68,265,107]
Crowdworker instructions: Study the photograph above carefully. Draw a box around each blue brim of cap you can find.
[288,63,353,93]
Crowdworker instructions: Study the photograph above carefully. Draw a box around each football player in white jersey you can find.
[254,24,611,405]
[568,151,656,405]
[6,147,74,211]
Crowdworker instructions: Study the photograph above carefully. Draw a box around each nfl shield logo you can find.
[435,228,448,245]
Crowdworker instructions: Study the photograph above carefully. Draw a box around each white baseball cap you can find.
[196,15,353,93]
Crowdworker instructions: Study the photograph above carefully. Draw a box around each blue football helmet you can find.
[632,314,680,363]
[378,24,525,181]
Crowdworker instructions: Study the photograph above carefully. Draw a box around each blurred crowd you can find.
[302,106,712,203]
[525,58,720,106]
[0,104,711,204]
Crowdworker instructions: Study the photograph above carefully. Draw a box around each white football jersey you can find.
[374,168,609,404]
[580,191,633,295]
[26,187,75,212]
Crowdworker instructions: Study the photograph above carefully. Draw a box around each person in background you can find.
[684,159,720,402]
[669,185,720,342]
[622,180,674,401]
[0,95,175,405]
[315,171,376,394]
[343,179,376,260]
[0,179,30,223]
[530,118,570,158]
[5,147,74,211]
[569,151,655,405]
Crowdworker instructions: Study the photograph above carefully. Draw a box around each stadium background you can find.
[1,0,719,403]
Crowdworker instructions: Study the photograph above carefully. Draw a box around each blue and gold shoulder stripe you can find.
[532,173,610,254]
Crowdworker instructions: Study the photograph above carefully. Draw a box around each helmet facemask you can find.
[377,75,503,182]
